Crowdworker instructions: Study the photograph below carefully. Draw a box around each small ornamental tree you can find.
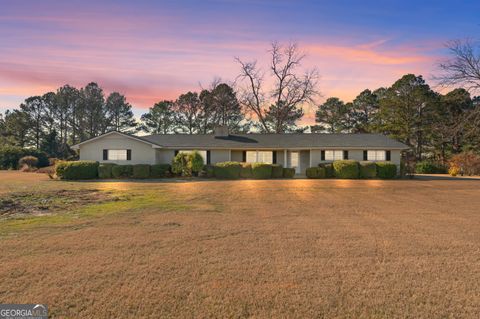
[188,151,204,176]
[172,152,191,176]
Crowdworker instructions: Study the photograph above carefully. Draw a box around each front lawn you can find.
[0,171,479,318]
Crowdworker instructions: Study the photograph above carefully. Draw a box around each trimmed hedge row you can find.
[56,161,172,180]
[112,165,133,178]
[56,161,99,180]
[359,161,377,178]
[55,160,291,180]
[306,167,326,179]
[54,160,397,180]
[307,160,398,179]
[333,160,359,179]
[252,163,272,179]
[283,168,295,178]
[376,162,397,179]
[212,162,294,179]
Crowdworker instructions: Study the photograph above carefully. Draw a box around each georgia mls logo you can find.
[31,305,47,317]
[0,304,48,319]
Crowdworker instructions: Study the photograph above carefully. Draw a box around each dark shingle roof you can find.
[140,133,408,150]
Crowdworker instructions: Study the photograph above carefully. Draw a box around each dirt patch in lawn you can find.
[0,189,119,219]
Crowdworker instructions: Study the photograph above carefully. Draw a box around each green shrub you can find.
[19,156,38,168]
[306,167,326,179]
[319,163,334,178]
[55,161,99,180]
[111,165,133,178]
[150,164,171,178]
[333,160,359,179]
[283,168,295,178]
[251,163,273,179]
[98,163,116,179]
[240,163,253,178]
[359,161,377,178]
[172,152,191,176]
[0,145,49,169]
[132,164,150,179]
[415,161,446,174]
[188,151,204,175]
[376,162,397,179]
[306,167,318,178]
[199,165,215,178]
[271,164,283,178]
[214,162,241,179]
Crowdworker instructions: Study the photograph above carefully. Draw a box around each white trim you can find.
[71,131,160,150]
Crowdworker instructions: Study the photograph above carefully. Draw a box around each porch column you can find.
[309,149,312,168]
[284,150,288,167]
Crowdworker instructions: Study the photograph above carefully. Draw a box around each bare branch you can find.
[436,39,480,92]
[236,42,320,132]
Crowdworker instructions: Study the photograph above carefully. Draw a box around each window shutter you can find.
[272,151,277,164]
[242,151,247,162]
[386,150,391,161]
[321,150,325,161]
[127,149,132,161]
[103,149,108,160]
[343,150,349,160]
[206,150,211,165]
[363,150,368,161]
[174,150,179,156]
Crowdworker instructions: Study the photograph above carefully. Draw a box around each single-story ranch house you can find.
[72,127,408,175]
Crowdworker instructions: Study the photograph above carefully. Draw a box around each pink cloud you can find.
[0,6,441,126]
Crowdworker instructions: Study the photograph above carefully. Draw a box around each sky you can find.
[1,0,479,123]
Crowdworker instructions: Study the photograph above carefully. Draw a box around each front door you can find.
[290,152,300,174]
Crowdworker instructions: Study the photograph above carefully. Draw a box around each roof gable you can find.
[71,131,160,150]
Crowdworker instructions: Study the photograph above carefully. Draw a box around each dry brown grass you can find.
[0,171,479,318]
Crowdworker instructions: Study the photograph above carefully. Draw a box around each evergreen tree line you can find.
[1,75,479,163]
[312,74,480,162]
[0,81,248,158]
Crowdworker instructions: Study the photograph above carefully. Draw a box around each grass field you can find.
[1,171,479,318]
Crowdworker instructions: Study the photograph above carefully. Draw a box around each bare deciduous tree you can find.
[236,42,319,133]
[437,39,480,91]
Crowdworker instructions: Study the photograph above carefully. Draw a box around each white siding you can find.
[156,149,175,164]
[309,149,401,168]
[78,133,156,165]
[231,150,243,162]
[210,150,230,164]
[391,150,401,171]
[348,150,364,162]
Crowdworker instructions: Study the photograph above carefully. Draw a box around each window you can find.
[178,150,207,163]
[367,150,386,161]
[108,150,127,160]
[325,150,343,161]
[246,151,256,163]
[246,151,273,164]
